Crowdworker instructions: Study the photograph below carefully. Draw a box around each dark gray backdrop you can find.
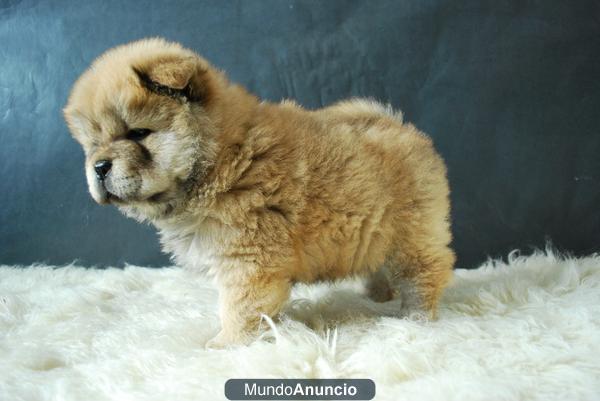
[1,0,599,269]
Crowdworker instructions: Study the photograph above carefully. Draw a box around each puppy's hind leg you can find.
[388,245,455,319]
[365,265,394,303]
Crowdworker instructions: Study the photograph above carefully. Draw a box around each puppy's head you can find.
[64,38,219,220]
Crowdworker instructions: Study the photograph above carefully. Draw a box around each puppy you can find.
[64,38,455,347]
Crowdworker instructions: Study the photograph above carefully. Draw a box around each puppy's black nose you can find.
[94,160,112,180]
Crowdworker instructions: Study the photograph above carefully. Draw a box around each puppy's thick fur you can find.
[64,38,455,347]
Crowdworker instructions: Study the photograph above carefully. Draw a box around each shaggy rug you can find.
[0,250,599,401]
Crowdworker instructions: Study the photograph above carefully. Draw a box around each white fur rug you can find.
[1,251,599,401]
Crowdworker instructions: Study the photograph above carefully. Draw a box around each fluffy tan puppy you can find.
[64,38,455,347]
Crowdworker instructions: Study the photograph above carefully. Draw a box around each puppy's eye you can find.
[126,128,153,141]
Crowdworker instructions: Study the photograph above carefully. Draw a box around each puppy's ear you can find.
[144,56,197,89]
[133,56,209,103]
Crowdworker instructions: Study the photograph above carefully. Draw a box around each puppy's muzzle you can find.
[94,160,112,181]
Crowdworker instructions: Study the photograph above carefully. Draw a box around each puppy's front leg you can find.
[206,267,291,348]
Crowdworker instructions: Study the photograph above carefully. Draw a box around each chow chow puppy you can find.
[64,38,455,347]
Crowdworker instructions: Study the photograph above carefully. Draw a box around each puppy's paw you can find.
[205,330,248,349]
[205,336,229,350]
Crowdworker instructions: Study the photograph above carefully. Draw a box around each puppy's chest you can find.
[159,220,234,275]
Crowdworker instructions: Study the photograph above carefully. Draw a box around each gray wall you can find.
[1,0,599,268]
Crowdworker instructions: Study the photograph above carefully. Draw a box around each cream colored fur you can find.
[1,250,599,401]
[64,39,455,346]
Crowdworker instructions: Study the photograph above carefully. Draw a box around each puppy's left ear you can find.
[133,56,209,103]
